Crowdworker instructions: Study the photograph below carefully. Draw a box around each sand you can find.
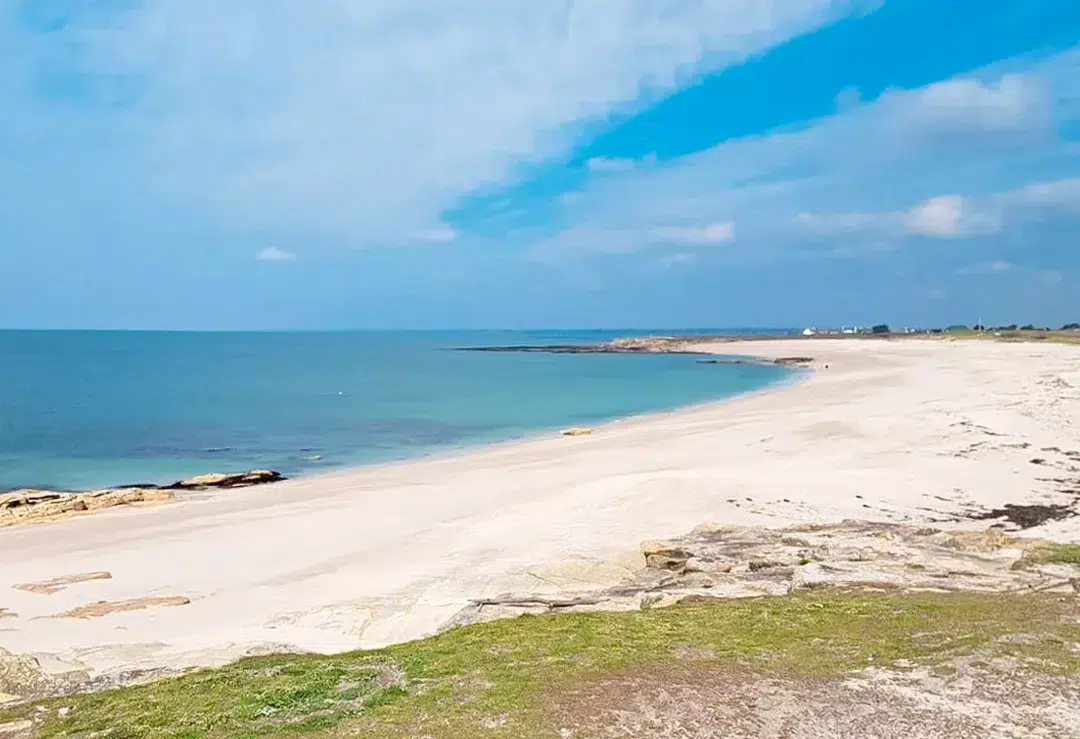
[1,338,1078,683]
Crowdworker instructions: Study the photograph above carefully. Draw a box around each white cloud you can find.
[904,74,1049,134]
[20,0,867,244]
[532,45,1080,260]
[1003,178,1080,212]
[651,221,735,244]
[529,219,733,259]
[654,252,696,268]
[256,247,296,261]
[904,195,1001,239]
[412,227,458,244]
[792,180,1079,244]
[793,210,880,236]
[955,260,1014,275]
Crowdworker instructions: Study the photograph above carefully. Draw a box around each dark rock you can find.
[969,503,1075,529]
[166,470,285,490]
[456,344,708,356]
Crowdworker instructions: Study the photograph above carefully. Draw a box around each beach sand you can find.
[1,338,1079,683]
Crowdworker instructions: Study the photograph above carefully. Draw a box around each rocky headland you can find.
[456,336,815,367]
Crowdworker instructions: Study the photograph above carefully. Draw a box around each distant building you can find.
[802,328,816,336]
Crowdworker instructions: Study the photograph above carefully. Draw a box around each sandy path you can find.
[1,339,1079,681]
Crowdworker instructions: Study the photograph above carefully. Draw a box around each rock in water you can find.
[169,469,284,490]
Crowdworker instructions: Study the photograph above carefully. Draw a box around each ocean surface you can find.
[0,330,795,492]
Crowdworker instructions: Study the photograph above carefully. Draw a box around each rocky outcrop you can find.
[14,572,112,595]
[46,596,191,620]
[167,469,284,490]
[456,337,714,355]
[457,337,815,368]
[448,521,1080,629]
[0,489,174,528]
[0,470,284,527]
[0,649,89,705]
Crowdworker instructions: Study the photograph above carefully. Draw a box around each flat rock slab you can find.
[450,521,1080,628]
[44,596,192,620]
[0,490,173,528]
[0,470,285,527]
[14,572,112,596]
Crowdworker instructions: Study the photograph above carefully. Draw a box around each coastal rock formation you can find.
[46,596,192,620]
[698,356,815,367]
[14,572,112,596]
[0,489,174,528]
[773,356,816,366]
[0,470,284,527]
[457,336,816,368]
[561,427,594,437]
[168,469,284,490]
[448,521,1079,628]
[0,649,88,705]
[456,336,713,355]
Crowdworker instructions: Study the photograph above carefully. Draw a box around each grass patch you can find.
[1014,543,1080,569]
[5,591,1080,739]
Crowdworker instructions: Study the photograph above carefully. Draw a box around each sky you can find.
[1,0,1078,330]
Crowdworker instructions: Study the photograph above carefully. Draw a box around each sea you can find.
[0,330,796,492]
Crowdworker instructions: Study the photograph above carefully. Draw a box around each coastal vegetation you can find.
[6,519,1080,738]
[3,590,1079,738]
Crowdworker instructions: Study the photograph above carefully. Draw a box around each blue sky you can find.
[1,0,1078,329]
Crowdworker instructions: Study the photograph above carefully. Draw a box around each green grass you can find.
[5,591,1080,739]
[917,329,1080,345]
[1014,542,1080,569]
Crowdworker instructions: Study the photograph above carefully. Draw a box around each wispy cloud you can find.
[3,0,868,245]
[903,196,1001,239]
[901,74,1050,136]
[1004,178,1080,211]
[586,154,658,173]
[529,45,1080,261]
[955,260,1014,275]
[653,252,697,269]
[794,180,1079,243]
[256,247,296,262]
[651,221,735,244]
[412,227,458,244]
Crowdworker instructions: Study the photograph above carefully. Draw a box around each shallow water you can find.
[0,330,793,491]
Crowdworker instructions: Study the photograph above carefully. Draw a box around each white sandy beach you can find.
[2,338,1079,683]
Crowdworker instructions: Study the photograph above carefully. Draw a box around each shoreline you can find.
[281,352,810,489]
[2,338,1079,689]
[1,346,801,497]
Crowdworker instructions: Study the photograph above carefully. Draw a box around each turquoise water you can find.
[0,330,793,491]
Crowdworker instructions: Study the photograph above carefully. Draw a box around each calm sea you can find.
[0,330,795,492]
